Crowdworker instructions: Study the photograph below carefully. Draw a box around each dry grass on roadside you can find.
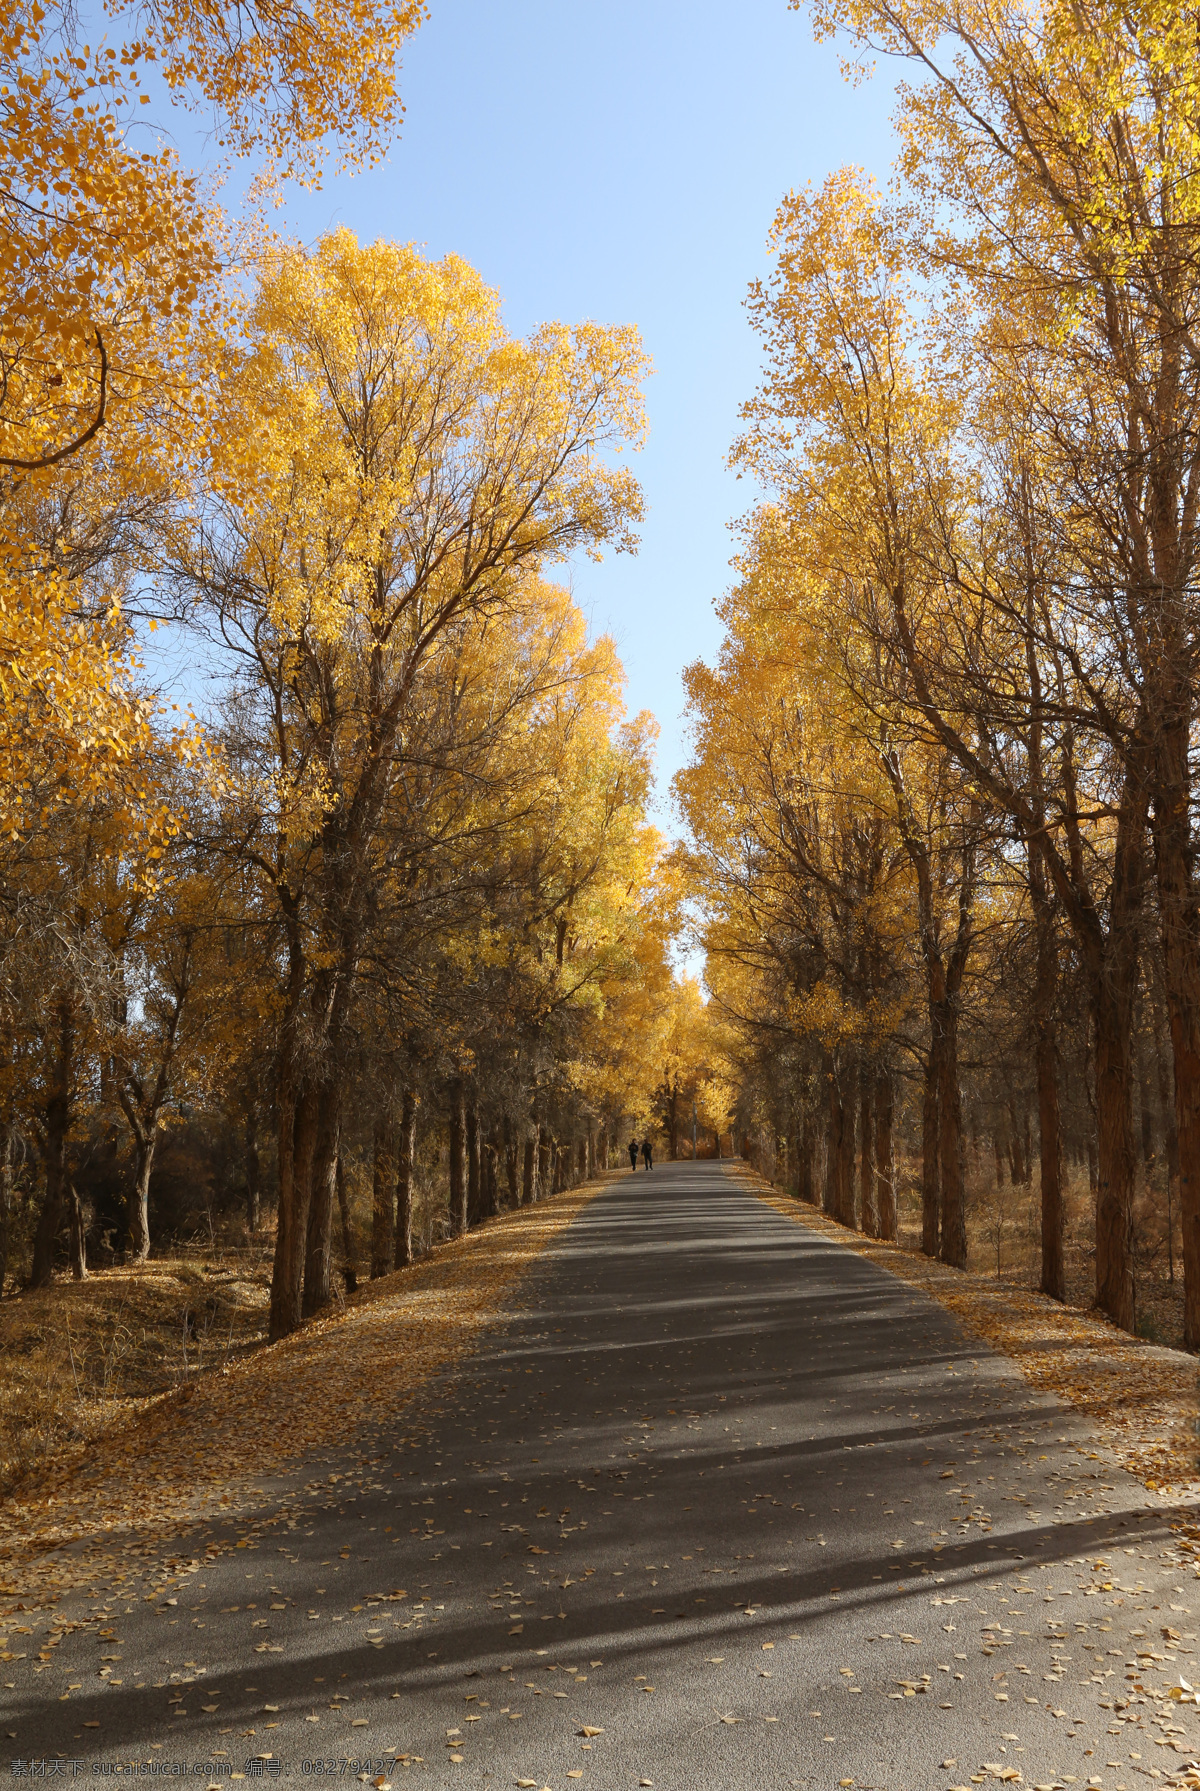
[0,1175,612,1610]
[734,1164,1200,1500]
[0,1255,273,1500]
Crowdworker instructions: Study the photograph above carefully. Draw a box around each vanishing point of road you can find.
[6,1161,1198,1791]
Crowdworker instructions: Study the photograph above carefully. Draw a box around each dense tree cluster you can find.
[0,0,677,1334]
[678,0,1200,1343]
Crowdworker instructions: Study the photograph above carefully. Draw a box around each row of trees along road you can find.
[679,0,1200,1347]
[0,0,683,1334]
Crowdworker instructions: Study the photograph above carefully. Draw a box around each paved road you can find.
[6,1163,1199,1791]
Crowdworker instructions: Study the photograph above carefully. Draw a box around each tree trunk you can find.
[245,1107,261,1232]
[394,1089,416,1269]
[1032,859,1064,1299]
[537,1127,552,1199]
[466,1101,482,1226]
[335,1156,357,1292]
[937,1001,967,1269]
[371,1114,394,1278]
[822,1085,837,1216]
[827,1063,854,1227]
[1150,974,1180,1281]
[1151,764,1200,1347]
[126,1125,156,1263]
[1007,1093,1027,1188]
[875,1072,896,1241]
[484,1139,499,1218]
[859,1069,877,1238]
[30,994,73,1289]
[1138,1016,1155,1167]
[268,938,310,1340]
[522,1134,536,1206]
[302,1085,341,1318]
[0,1114,10,1295]
[797,1106,815,1204]
[68,1179,87,1280]
[449,1079,468,1237]
[920,1045,940,1258]
[1092,966,1138,1332]
[504,1117,519,1209]
[269,1079,318,1341]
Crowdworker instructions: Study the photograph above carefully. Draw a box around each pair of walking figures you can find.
[628,1137,653,1171]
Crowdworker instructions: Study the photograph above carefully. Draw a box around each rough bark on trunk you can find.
[125,1124,157,1263]
[0,1115,10,1295]
[30,994,73,1289]
[1138,1017,1155,1167]
[797,1106,815,1204]
[1084,776,1147,1331]
[371,1114,395,1278]
[1092,969,1138,1332]
[335,1156,357,1293]
[859,1070,877,1238]
[822,1088,837,1215]
[1150,974,1181,1281]
[1031,843,1064,1299]
[538,1128,552,1198]
[920,1048,940,1258]
[448,1079,468,1237]
[269,1079,317,1341]
[302,1085,341,1317]
[68,1179,87,1280]
[484,1139,499,1218]
[394,1089,416,1269]
[1007,1094,1028,1188]
[504,1117,519,1209]
[937,1000,967,1269]
[522,1135,536,1206]
[466,1102,482,1227]
[875,1073,896,1241]
[827,1064,854,1227]
[1151,753,1200,1347]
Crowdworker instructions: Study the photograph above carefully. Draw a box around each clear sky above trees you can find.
[164,0,899,819]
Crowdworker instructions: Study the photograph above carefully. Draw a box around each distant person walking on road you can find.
[642,1137,653,1170]
[628,1138,638,1172]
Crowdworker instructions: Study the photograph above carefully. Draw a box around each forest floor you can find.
[0,1247,276,1499]
[895,1175,1187,1356]
[5,1160,1200,1791]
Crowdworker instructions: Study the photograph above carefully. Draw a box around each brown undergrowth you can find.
[0,1174,613,1610]
[0,1251,275,1501]
[732,1163,1200,1502]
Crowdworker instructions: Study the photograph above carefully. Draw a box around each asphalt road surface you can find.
[6,1161,1199,1791]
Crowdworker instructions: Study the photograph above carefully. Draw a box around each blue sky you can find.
[158,0,899,825]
